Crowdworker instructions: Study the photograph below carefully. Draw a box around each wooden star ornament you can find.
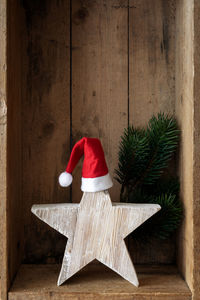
[31,191,161,287]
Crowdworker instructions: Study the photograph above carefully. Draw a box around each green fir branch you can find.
[115,113,182,240]
[132,193,182,240]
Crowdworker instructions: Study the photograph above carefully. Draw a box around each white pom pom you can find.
[59,172,73,187]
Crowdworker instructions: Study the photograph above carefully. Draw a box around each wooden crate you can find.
[0,0,199,299]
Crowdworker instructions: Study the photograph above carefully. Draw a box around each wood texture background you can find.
[193,1,200,299]
[7,0,25,289]
[21,0,71,264]
[0,1,7,299]
[175,1,200,300]
[71,0,128,203]
[2,0,200,299]
[175,0,194,295]
[129,0,176,126]
[19,0,177,265]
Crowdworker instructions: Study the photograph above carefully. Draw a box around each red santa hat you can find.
[59,137,113,192]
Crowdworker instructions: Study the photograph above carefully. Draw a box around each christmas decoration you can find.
[32,191,160,286]
[115,113,182,240]
[59,137,113,192]
[32,137,161,286]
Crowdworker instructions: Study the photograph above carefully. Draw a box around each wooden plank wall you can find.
[20,0,176,264]
[128,0,176,264]
[21,0,71,263]
[0,1,7,299]
[71,0,128,202]
[129,0,176,126]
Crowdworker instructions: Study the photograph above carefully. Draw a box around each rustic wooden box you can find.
[0,0,200,299]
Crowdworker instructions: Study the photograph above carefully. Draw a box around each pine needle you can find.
[115,113,182,240]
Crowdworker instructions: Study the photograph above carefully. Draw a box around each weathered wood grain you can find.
[129,0,176,127]
[20,0,177,267]
[71,0,128,203]
[0,1,7,299]
[128,0,176,265]
[128,236,176,265]
[21,0,71,263]
[31,191,160,286]
[175,0,194,293]
[8,264,191,300]
[193,2,200,299]
[2,0,199,298]
[7,0,24,295]
[175,2,200,299]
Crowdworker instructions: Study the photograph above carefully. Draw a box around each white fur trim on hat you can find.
[59,172,73,187]
[81,173,113,192]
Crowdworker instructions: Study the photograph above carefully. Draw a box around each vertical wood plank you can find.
[71,0,128,203]
[175,0,194,292]
[7,0,24,294]
[128,0,176,264]
[22,0,71,263]
[193,2,200,299]
[0,1,7,298]
[176,0,200,298]
[129,0,176,127]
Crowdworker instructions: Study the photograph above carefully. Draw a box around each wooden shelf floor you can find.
[9,263,191,300]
